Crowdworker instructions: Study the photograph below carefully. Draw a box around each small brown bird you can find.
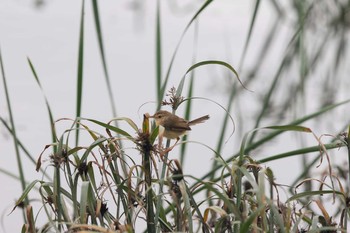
[149,110,209,148]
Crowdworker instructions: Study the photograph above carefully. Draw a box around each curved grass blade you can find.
[191,99,350,193]
[264,125,311,132]
[80,118,133,139]
[203,206,227,223]
[180,21,198,164]
[159,0,214,108]
[10,180,43,214]
[80,137,108,163]
[186,174,240,216]
[176,60,248,98]
[286,190,344,203]
[240,125,312,163]
[209,84,236,184]
[247,50,293,146]
[108,117,139,132]
[239,99,350,160]
[180,96,235,143]
[155,5,215,225]
[176,60,245,179]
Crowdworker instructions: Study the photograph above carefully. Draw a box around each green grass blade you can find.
[286,190,344,202]
[0,47,28,210]
[258,142,345,163]
[180,21,198,164]
[79,137,107,163]
[91,1,130,184]
[153,10,217,209]
[192,99,350,192]
[264,125,311,132]
[80,118,133,139]
[155,0,162,103]
[0,167,22,181]
[79,181,90,224]
[159,0,214,108]
[247,52,292,145]
[238,0,261,70]
[54,153,63,229]
[75,0,85,146]
[185,185,210,233]
[176,60,245,97]
[27,58,57,150]
[269,202,286,233]
[108,117,139,132]
[245,99,350,154]
[11,180,43,213]
[0,117,51,179]
[210,85,236,181]
[175,60,243,175]
[91,0,117,117]
[239,205,266,233]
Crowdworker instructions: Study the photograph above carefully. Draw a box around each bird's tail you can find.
[189,115,210,125]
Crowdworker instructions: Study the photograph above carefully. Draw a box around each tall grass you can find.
[1,1,350,232]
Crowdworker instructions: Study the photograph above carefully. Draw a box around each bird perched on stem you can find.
[149,110,209,150]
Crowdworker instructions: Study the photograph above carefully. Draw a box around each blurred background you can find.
[1,0,350,232]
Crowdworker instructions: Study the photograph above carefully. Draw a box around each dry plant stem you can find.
[142,137,156,232]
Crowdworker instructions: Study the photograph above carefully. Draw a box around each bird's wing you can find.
[164,119,191,131]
